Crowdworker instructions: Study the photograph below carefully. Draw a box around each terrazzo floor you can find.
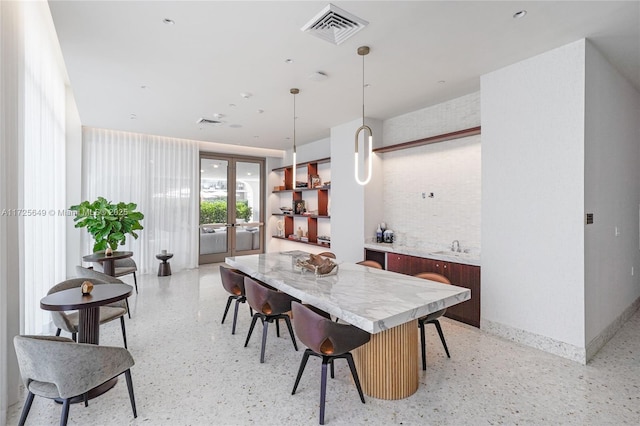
[7,263,640,425]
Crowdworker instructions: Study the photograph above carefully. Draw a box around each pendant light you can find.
[354,46,373,185]
[290,88,299,189]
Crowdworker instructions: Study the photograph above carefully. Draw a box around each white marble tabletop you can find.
[225,251,471,334]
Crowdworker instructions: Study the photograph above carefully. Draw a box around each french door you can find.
[199,153,265,264]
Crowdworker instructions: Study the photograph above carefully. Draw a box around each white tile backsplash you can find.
[379,92,481,254]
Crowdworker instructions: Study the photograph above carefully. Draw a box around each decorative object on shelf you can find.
[310,174,321,188]
[293,200,306,215]
[69,197,144,252]
[290,88,299,189]
[383,229,394,243]
[276,220,284,237]
[354,45,373,186]
[295,253,338,277]
[297,227,304,238]
[295,180,308,188]
[317,235,331,246]
[80,280,94,295]
[280,206,293,214]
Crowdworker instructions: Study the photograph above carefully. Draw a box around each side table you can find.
[156,253,173,276]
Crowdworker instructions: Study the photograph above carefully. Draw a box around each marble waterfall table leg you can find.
[352,319,419,400]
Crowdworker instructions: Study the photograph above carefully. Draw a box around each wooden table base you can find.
[353,319,419,400]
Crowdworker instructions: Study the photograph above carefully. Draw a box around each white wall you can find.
[481,40,587,360]
[584,41,640,356]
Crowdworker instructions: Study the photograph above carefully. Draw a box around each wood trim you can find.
[271,157,331,172]
[373,126,481,154]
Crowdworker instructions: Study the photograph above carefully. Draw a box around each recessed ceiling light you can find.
[513,10,527,19]
[308,71,328,82]
[213,113,224,119]
[129,113,137,119]
[257,109,264,114]
[163,18,175,25]
[364,83,371,88]
[240,92,252,99]
[285,59,294,64]
[140,85,148,89]
[229,103,236,108]
[438,80,446,84]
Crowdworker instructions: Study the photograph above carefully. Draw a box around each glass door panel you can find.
[199,154,264,264]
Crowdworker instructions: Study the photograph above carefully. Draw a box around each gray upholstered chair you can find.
[75,265,132,318]
[48,278,128,348]
[93,255,138,294]
[13,335,137,426]
[414,272,452,370]
[291,302,371,425]
[243,277,298,363]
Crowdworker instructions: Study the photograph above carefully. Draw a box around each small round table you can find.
[82,251,133,276]
[156,253,173,276]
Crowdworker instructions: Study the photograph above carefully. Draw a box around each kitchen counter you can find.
[364,241,481,266]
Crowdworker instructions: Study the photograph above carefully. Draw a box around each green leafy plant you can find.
[200,200,252,224]
[70,197,144,252]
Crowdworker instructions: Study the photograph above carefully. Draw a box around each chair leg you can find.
[319,359,328,425]
[125,298,131,319]
[433,320,450,358]
[60,398,70,426]
[275,317,281,337]
[260,319,269,363]
[17,391,34,426]
[232,298,242,335]
[244,314,259,347]
[345,353,366,404]
[282,315,298,351]
[222,296,234,324]
[419,320,427,370]
[71,332,77,342]
[292,349,312,395]
[125,369,138,418]
[83,392,88,407]
[330,359,335,379]
[133,272,138,294]
[55,329,61,337]
[120,316,128,349]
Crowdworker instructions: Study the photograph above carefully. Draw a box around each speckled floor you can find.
[7,263,640,425]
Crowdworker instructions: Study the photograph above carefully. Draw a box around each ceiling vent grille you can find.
[301,4,368,45]
[197,118,223,126]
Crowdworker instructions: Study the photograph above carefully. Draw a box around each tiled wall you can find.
[379,92,481,254]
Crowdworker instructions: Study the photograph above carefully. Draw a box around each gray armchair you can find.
[13,335,137,426]
[48,278,128,348]
[75,266,132,318]
[93,256,138,293]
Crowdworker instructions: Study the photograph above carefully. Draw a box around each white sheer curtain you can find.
[21,0,68,337]
[81,128,200,274]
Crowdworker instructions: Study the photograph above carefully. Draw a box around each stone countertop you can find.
[364,242,481,267]
[226,251,470,334]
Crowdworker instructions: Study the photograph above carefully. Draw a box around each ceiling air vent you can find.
[196,118,223,126]
[301,4,368,46]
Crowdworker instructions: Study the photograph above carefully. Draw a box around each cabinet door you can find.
[443,263,480,327]
[386,253,411,274]
[364,249,386,269]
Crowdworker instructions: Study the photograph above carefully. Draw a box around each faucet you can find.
[451,240,460,252]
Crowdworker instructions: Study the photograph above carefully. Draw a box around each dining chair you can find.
[219,266,253,334]
[13,335,137,426]
[75,265,132,318]
[356,260,383,269]
[414,272,452,370]
[290,302,371,425]
[93,255,138,294]
[243,277,298,363]
[48,278,129,348]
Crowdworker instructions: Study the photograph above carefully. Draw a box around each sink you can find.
[430,250,469,257]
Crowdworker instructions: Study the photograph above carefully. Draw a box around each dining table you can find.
[225,250,471,400]
[82,250,133,276]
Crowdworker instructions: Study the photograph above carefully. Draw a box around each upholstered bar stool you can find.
[219,266,253,334]
[356,260,383,269]
[291,302,371,425]
[243,277,298,363]
[414,272,452,370]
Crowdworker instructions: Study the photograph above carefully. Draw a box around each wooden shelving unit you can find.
[272,158,330,247]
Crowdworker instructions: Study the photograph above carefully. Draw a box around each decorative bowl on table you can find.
[295,253,338,277]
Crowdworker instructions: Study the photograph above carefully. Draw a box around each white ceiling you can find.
[48,1,640,152]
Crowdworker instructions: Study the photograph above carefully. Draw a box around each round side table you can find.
[156,253,173,276]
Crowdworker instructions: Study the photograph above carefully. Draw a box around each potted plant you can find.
[70,196,144,252]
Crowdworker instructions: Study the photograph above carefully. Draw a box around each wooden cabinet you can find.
[365,249,480,327]
[272,158,330,247]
